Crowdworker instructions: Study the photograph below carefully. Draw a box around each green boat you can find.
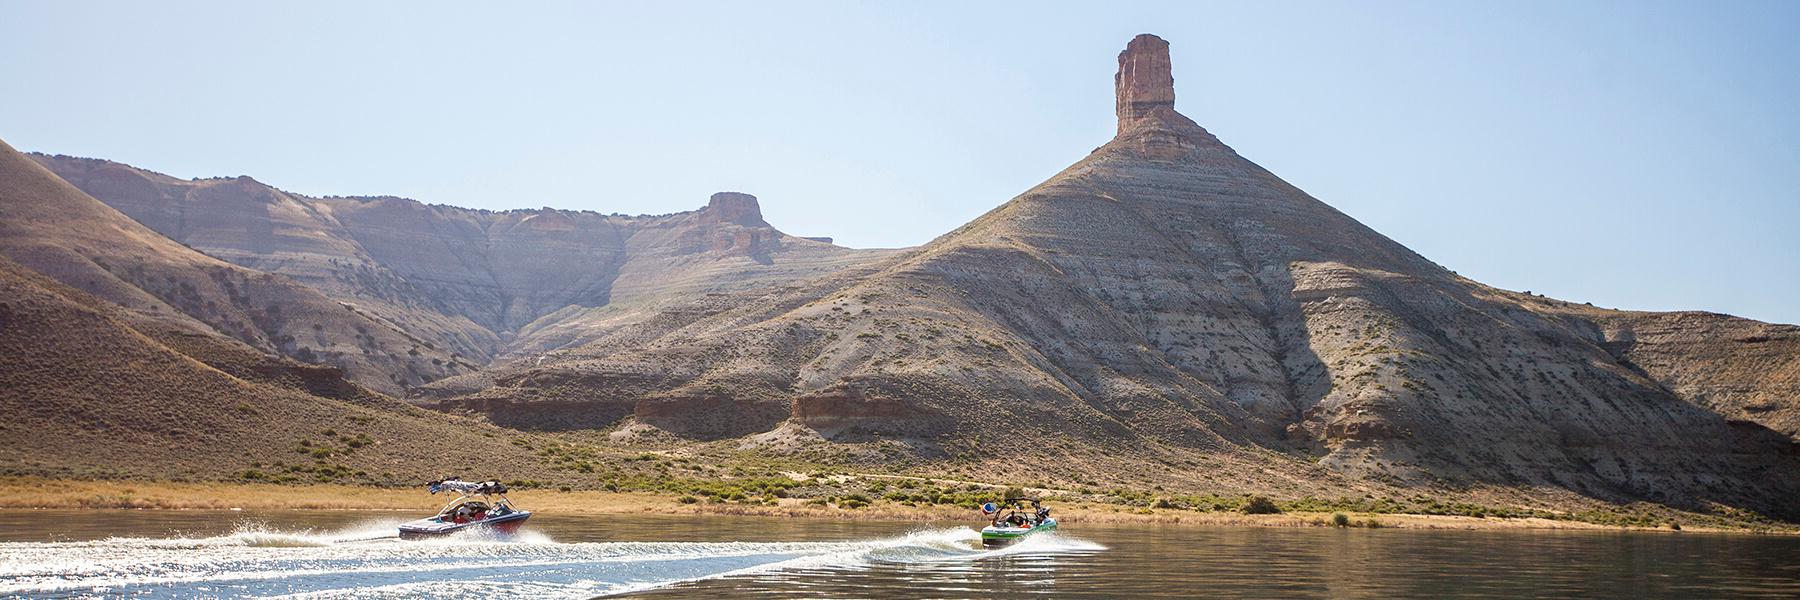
[980,497,1057,546]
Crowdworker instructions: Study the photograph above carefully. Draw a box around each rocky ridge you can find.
[33,155,902,384]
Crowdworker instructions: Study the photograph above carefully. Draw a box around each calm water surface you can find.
[0,510,1794,598]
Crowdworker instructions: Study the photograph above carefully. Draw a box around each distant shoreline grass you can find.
[4,478,1788,535]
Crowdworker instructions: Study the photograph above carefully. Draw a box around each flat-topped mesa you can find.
[703,191,765,226]
[1115,34,1176,133]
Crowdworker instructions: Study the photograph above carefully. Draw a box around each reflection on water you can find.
[0,510,1794,598]
[637,523,1800,599]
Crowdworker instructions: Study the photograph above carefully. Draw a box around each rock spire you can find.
[1115,34,1177,134]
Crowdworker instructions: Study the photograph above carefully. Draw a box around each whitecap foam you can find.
[0,522,1105,598]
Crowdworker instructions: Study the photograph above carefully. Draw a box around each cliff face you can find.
[422,35,1800,519]
[34,156,901,373]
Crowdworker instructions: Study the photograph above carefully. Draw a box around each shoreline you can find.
[4,478,1784,536]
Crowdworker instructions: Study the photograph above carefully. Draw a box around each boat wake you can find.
[0,522,1103,598]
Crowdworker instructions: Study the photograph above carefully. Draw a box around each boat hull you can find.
[980,518,1057,546]
[397,510,531,540]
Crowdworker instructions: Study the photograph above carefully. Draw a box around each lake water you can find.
[0,510,1795,598]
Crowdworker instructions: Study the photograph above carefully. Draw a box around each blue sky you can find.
[3,1,1796,324]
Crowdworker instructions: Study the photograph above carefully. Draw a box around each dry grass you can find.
[1,478,424,510]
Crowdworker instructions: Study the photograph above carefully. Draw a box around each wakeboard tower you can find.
[397,479,531,539]
[979,497,1057,546]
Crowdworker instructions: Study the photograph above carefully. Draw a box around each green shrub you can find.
[1242,496,1282,514]
[1332,513,1350,527]
[677,495,699,504]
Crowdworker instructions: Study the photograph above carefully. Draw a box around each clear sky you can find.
[3,1,1796,324]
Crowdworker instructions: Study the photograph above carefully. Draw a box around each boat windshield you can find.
[436,499,489,518]
[989,497,1048,528]
[432,495,517,521]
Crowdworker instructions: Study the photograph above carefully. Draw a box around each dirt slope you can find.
[0,254,543,481]
[0,139,470,394]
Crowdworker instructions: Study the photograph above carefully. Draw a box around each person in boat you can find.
[985,500,1031,528]
[985,498,1052,529]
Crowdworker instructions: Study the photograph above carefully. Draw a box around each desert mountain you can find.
[419,35,1799,518]
[0,139,468,395]
[34,155,901,370]
[0,137,593,482]
[0,246,541,481]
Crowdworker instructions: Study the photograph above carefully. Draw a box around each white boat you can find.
[397,479,531,539]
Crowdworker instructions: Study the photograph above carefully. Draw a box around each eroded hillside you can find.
[0,140,465,395]
[36,154,902,375]
[0,251,551,481]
